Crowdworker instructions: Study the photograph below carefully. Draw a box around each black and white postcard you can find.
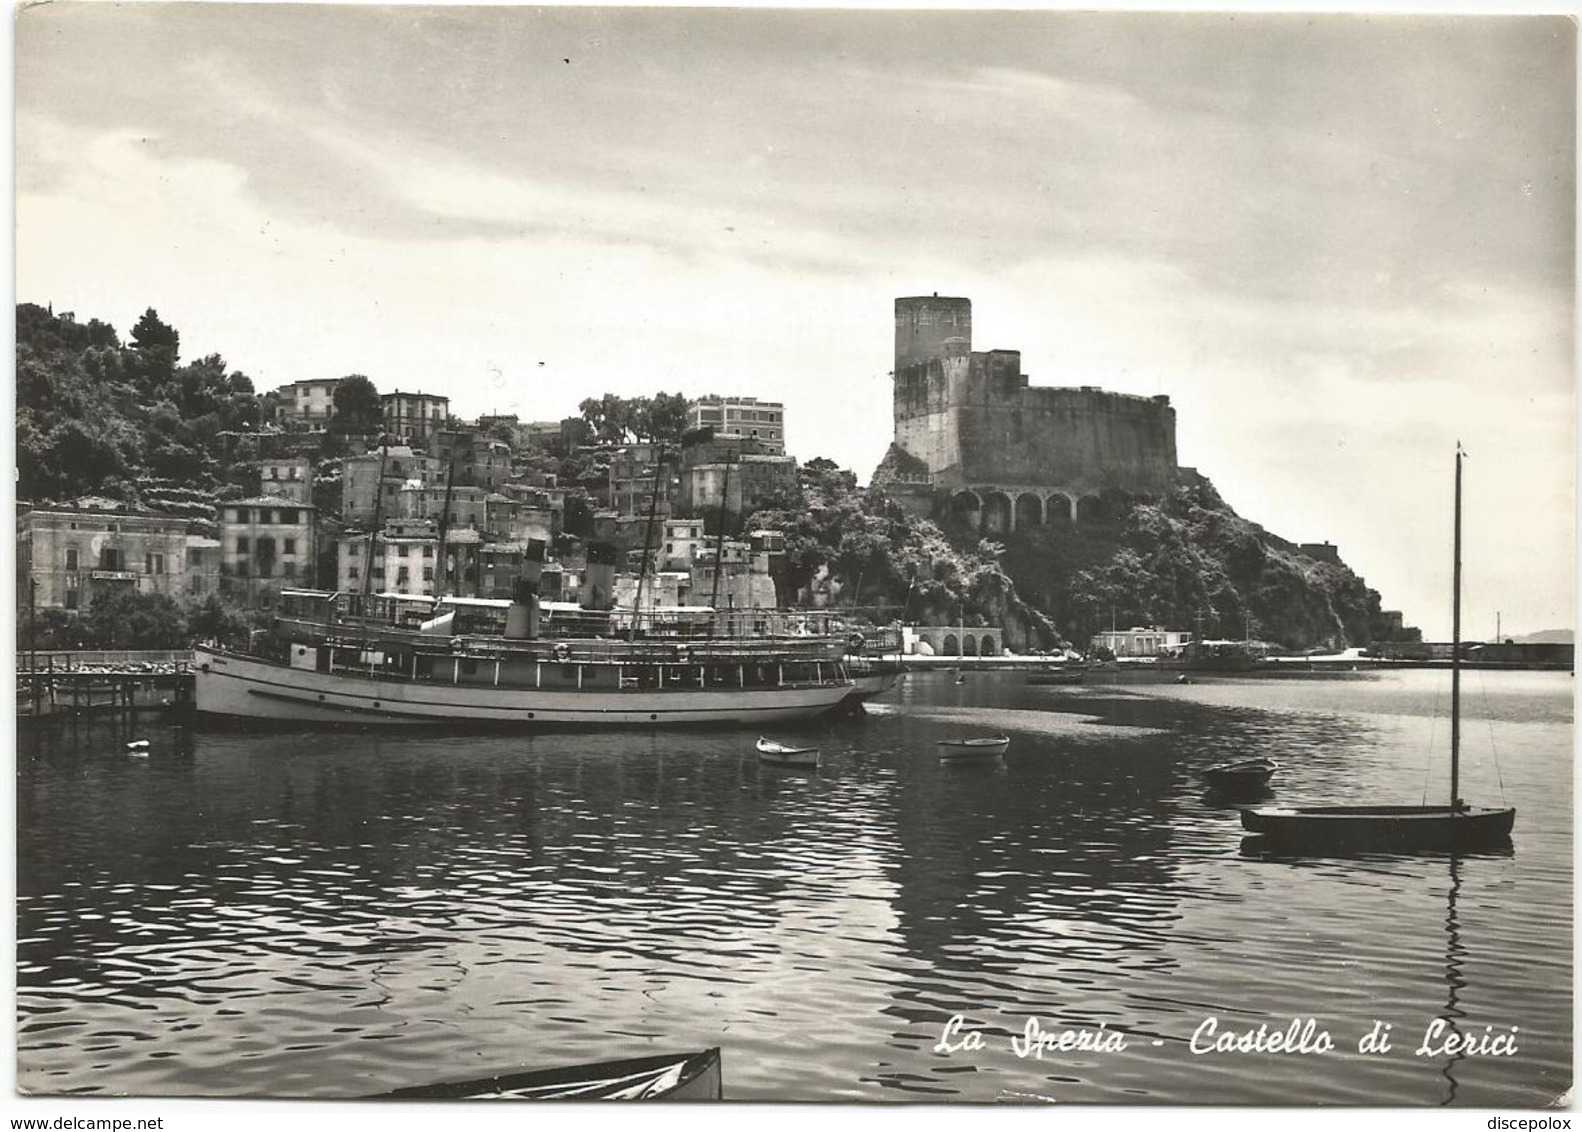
[12,3,1574,1125]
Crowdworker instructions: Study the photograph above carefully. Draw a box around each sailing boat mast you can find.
[629,443,666,643]
[1451,444,1463,810]
[708,453,732,634]
[360,441,390,608]
[436,444,458,597]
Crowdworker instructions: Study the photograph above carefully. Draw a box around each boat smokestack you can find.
[505,578,539,640]
[582,542,618,612]
[505,539,547,640]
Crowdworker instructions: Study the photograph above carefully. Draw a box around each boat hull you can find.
[194,648,856,728]
[1202,759,1277,794]
[758,750,819,768]
[937,737,1010,760]
[377,1048,722,1101]
[1241,805,1516,850]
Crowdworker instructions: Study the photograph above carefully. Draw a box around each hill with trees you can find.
[16,301,1394,652]
[17,303,259,505]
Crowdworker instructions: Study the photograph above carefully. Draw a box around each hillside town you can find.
[19,362,805,631]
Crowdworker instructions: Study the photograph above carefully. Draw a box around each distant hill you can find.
[1511,629,1575,644]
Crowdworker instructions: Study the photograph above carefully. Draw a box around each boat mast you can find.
[360,440,390,609]
[436,443,457,597]
[709,452,732,635]
[630,443,665,642]
[1451,444,1463,810]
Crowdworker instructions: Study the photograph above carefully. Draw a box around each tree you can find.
[130,308,180,356]
[331,374,382,436]
[636,392,690,443]
[80,589,188,649]
[579,393,634,445]
[128,309,180,397]
[187,594,253,647]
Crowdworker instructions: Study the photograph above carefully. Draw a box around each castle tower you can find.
[895,295,972,372]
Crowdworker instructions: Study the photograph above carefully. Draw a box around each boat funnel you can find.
[583,542,618,611]
[505,577,539,640]
[521,537,546,587]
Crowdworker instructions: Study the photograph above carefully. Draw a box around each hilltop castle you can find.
[872,295,1179,531]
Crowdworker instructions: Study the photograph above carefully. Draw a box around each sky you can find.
[13,3,1576,641]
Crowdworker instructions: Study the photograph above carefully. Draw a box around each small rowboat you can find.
[937,734,1010,760]
[1026,667,1086,685]
[1202,757,1277,792]
[756,736,820,767]
[377,1047,723,1101]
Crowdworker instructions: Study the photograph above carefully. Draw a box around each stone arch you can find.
[1015,492,1044,530]
[1076,495,1107,523]
[941,633,960,657]
[981,491,1013,535]
[1046,493,1073,522]
[950,491,982,528]
[963,634,979,656]
[980,634,997,657]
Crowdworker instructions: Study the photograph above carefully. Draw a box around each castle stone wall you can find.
[885,296,1178,503]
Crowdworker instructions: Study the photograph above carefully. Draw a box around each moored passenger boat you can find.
[194,589,859,728]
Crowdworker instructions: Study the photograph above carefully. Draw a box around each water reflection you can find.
[15,670,1572,1105]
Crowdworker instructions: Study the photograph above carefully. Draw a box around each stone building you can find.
[691,538,779,609]
[272,377,346,432]
[677,430,797,533]
[18,499,197,612]
[342,447,439,524]
[260,456,313,504]
[906,624,1005,658]
[382,390,451,448]
[218,495,318,606]
[661,518,707,570]
[432,429,512,492]
[687,395,786,454]
[608,442,678,518]
[873,295,1179,533]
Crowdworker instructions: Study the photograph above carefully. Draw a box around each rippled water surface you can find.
[16,669,1573,1104]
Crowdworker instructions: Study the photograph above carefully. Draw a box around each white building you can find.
[687,395,786,454]
[1090,627,1194,658]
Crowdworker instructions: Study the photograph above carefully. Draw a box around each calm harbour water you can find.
[16,668,1573,1105]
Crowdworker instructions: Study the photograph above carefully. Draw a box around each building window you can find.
[284,538,297,555]
[398,545,409,557]
[65,590,79,610]
[422,546,434,558]
[281,509,298,525]
[397,567,410,583]
[348,566,360,580]
[64,548,78,571]
[234,508,249,523]
[348,543,360,557]
[423,567,434,581]
[236,536,250,554]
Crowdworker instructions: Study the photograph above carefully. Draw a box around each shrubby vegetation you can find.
[17,304,258,504]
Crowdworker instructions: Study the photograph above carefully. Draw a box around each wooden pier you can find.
[17,651,195,726]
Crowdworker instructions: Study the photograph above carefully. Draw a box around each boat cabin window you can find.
[665,664,702,687]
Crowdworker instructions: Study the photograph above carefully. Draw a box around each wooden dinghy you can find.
[377,1047,723,1101]
[1202,757,1278,793]
[756,736,820,767]
[937,734,1010,760]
